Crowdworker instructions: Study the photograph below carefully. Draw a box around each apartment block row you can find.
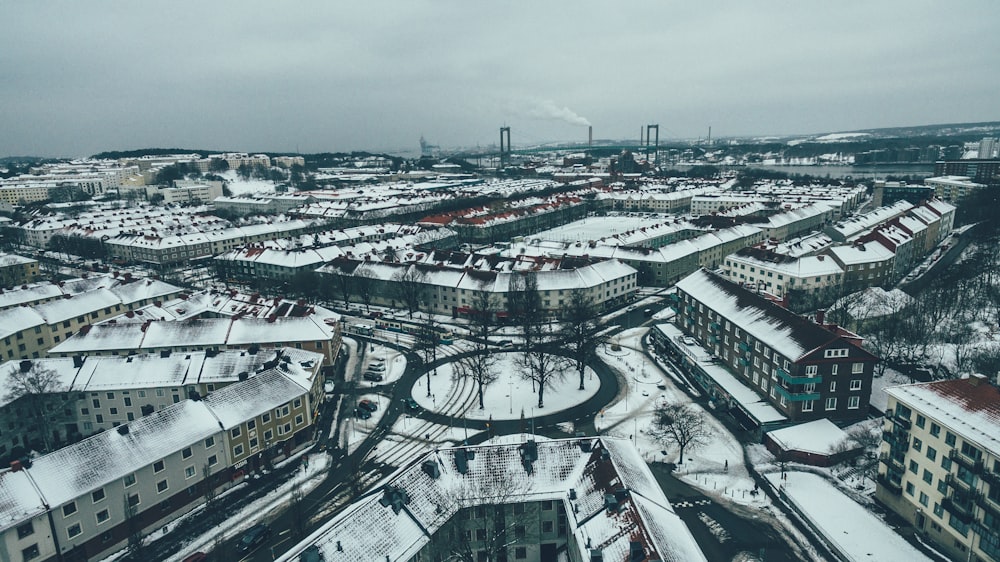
[666,269,878,429]
[0,278,184,361]
[722,199,956,298]
[318,252,638,318]
[0,347,323,460]
[0,361,318,562]
[0,253,40,288]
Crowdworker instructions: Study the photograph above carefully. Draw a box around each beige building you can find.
[877,376,1000,562]
[0,253,40,288]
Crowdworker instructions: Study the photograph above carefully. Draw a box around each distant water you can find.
[676,163,934,179]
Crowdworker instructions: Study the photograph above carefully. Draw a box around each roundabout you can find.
[410,351,601,421]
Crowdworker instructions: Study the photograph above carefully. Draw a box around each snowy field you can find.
[219,169,277,196]
[531,214,674,243]
[411,352,600,420]
[765,471,931,562]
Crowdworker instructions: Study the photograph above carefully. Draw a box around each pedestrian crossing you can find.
[672,498,712,509]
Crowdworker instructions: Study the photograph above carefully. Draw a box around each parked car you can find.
[643,308,653,316]
[182,553,208,562]
[367,362,386,372]
[238,523,271,552]
[363,372,384,382]
[405,398,421,411]
[355,407,372,420]
[358,399,378,412]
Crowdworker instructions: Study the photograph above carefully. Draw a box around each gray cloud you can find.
[2,1,998,157]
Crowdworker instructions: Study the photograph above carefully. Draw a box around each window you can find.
[852,362,864,374]
[919,492,929,507]
[205,436,215,448]
[913,438,922,452]
[185,465,196,479]
[945,432,957,447]
[231,427,241,439]
[829,381,837,392]
[96,509,110,524]
[67,523,82,539]
[21,544,40,560]
[801,400,814,412]
[824,348,848,358]
[849,379,862,391]
[294,398,302,408]
[264,429,273,441]
[153,460,165,473]
[182,447,192,459]
[249,438,258,450]
[909,460,919,474]
[247,419,256,430]
[208,454,218,466]
[156,479,168,493]
[127,493,140,507]
[933,503,944,518]
[915,414,926,429]
[234,444,244,457]
[805,365,818,376]
[923,469,933,484]
[16,522,33,539]
[515,546,527,559]
[942,456,953,471]
[960,441,982,461]
[542,521,554,533]
[295,414,304,426]
[542,500,553,510]
[124,473,136,487]
[62,502,77,517]
[848,396,860,409]
[92,488,105,503]
[905,482,915,496]
[825,397,837,411]
[831,364,838,376]
[927,447,937,462]
[262,412,271,424]
[930,423,941,438]
[937,479,948,494]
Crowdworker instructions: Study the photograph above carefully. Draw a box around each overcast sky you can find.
[3,1,999,158]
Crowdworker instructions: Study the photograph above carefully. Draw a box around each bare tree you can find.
[519,346,570,409]
[331,266,355,306]
[467,289,499,344]
[559,291,607,390]
[124,493,144,558]
[393,267,427,318]
[354,267,376,312]
[4,363,73,452]
[846,421,882,451]
[453,349,500,410]
[201,463,217,520]
[416,313,441,397]
[507,271,544,350]
[648,403,710,465]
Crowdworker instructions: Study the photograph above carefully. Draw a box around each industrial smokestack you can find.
[588,126,593,148]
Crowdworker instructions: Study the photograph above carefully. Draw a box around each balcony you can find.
[708,334,719,345]
[888,413,911,430]
[949,449,985,474]
[877,474,903,495]
[775,368,822,385]
[709,322,721,333]
[737,342,751,353]
[981,469,1000,487]
[946,472,976,493]
[774,384,820,403]
[942,496,976,524]
[738,357,750,367]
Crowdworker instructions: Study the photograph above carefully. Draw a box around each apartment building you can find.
[319,253,638,318]
[0,348,323,458]
[0,253,40,288]
[672,269,877,424]
[0,365,316,562]
[722,248,844,298]
[877,376,1000,562]
[0,278,184,361]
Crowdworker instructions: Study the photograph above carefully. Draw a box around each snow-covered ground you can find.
[764,471,931,562]
[411,352,600,420]
[219,170,277,196]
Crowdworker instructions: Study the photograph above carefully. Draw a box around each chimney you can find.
[588,126,593,148]
[10,460,22,472]
[117,425,129,435]
[816,309,826,325]
[72,356,85,368]
[969,373,986,386]
[19,360,32,373]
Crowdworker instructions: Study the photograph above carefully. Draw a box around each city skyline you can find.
[3,1,999,158]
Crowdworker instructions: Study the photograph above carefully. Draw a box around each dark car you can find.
[358,399,378,412]
[405,398,421,411]
[355,407,372,420]
[238,523,270,552]
[363,372,384,382]
[182,553,208,562]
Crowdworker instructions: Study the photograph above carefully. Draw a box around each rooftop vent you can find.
[422,459,440,479]
[72,355,85,368]
[629,541,645,561]
[117,425,129,435]
[18,360,32,373]
[590,549,603,561]
[378,486,410,515]
[455,450,470,474]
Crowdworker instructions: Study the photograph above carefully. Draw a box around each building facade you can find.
[876,376,1000,562]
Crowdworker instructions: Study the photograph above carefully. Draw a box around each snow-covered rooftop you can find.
[278,436,706,562]
[766,418,849,456]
